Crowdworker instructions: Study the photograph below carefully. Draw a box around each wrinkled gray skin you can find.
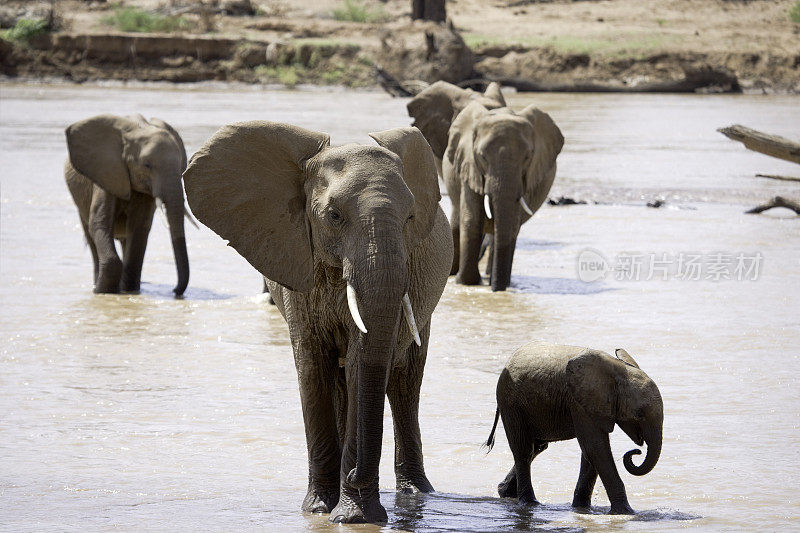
[408,81,564,291]
[64,114,190,295]
[486,341,663,514]
[183,122,452,524]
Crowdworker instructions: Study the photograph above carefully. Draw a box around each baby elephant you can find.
[485,341,663,514]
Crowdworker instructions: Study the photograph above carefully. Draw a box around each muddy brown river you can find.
[1,83,798,531]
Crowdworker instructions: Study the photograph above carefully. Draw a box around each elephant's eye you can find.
[328,209,343,225]
[143,162,153,170]
[407,214,414,221]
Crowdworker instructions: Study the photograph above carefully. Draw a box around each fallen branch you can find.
[745,196,800,215]
[755,173,800,183]
[718,125,800,165]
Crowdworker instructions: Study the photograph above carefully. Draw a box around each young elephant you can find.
[64,114,192,295]
[183,122,452,524]
[486,341,663,514]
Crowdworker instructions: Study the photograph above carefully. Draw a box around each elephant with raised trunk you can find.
[486,341,663,514]
[183,122,452,524]
[65,114,192,295]
[408,82,564,291]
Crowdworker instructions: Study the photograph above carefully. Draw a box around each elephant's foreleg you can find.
[330,351,387,524]
[572,452,598,509]
[121,196,155,293]
[294,343,342,514]
[88,189,122,293]
[450,214,460,276]
[574,424,634,514]
[456,186,485,285]
[79,219,100,284]
[387,323,434,494]
[483,234,494,276]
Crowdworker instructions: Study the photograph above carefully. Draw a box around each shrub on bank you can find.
[2,18,49,44]
[102,6,191,33]
[790,2,800,23]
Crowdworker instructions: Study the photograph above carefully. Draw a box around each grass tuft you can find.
[1,18,49,43]
[790,2,800,23]
[102,5,191,33]
[332,0,387,23]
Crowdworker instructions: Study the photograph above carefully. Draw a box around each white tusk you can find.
[155,198,168,228]
[346,283,368,334]
[519,196,534,216]
[184,206,199,229]
[402,293,422,346]
[484,195,492,219]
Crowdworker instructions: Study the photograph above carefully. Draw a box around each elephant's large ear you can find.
[406,81,475,160]
[519,105,564,216]
[615,348,640,369]
[369,127,440,246]
[183,121,329,293]
[566,351,616,433]
[65,114,132,200]
[148,117,188,171]
[447,101,488,195]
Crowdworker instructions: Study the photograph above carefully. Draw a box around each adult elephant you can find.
[408,82,564,291]
[407,80,507,175]
[64,114,191,295]
[183,122,452,524]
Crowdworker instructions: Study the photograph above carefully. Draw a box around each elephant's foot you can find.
[94,258,123,293]
[571,495,592,509]
[120,278,141,294]
[498,468,517,498]
[301,483,339,514]
[395,470,434,494]
[608,501,635,515]
[517,492,540,506]
[456,269,482,286]
[329,484,387,524]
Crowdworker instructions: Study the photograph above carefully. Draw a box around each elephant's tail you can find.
[482,407,500,453]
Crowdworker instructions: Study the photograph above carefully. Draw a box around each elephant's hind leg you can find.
[572,452,598,509]
[387,322,434,493]
[497,467,517,498]
[502,408,545,504]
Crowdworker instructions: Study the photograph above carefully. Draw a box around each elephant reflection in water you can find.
[486,341,663,514]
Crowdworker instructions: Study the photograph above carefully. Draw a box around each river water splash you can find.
[1,83,798,531]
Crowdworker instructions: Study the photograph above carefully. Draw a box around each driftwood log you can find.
[745,196,800,215]
[718,125,800,215]
[717,125,800,165]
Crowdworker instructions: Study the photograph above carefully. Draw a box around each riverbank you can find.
[1,0,799,92]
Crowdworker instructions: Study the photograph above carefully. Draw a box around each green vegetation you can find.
[102,5,191,33]
[332,0,387,23]
[254,65,300,87]
[1,18,49,44]
[790,2,800,23]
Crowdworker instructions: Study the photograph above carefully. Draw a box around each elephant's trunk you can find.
[623,423,662,476]
[164,197,189,296]
[344,232,407,490]
[490,195,520,292]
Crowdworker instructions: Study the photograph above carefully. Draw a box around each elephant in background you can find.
[408,82,564,291]
[183,122,452,524]
[486,341,663,514]
[64,114,192,295]
[407,80,507,175]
